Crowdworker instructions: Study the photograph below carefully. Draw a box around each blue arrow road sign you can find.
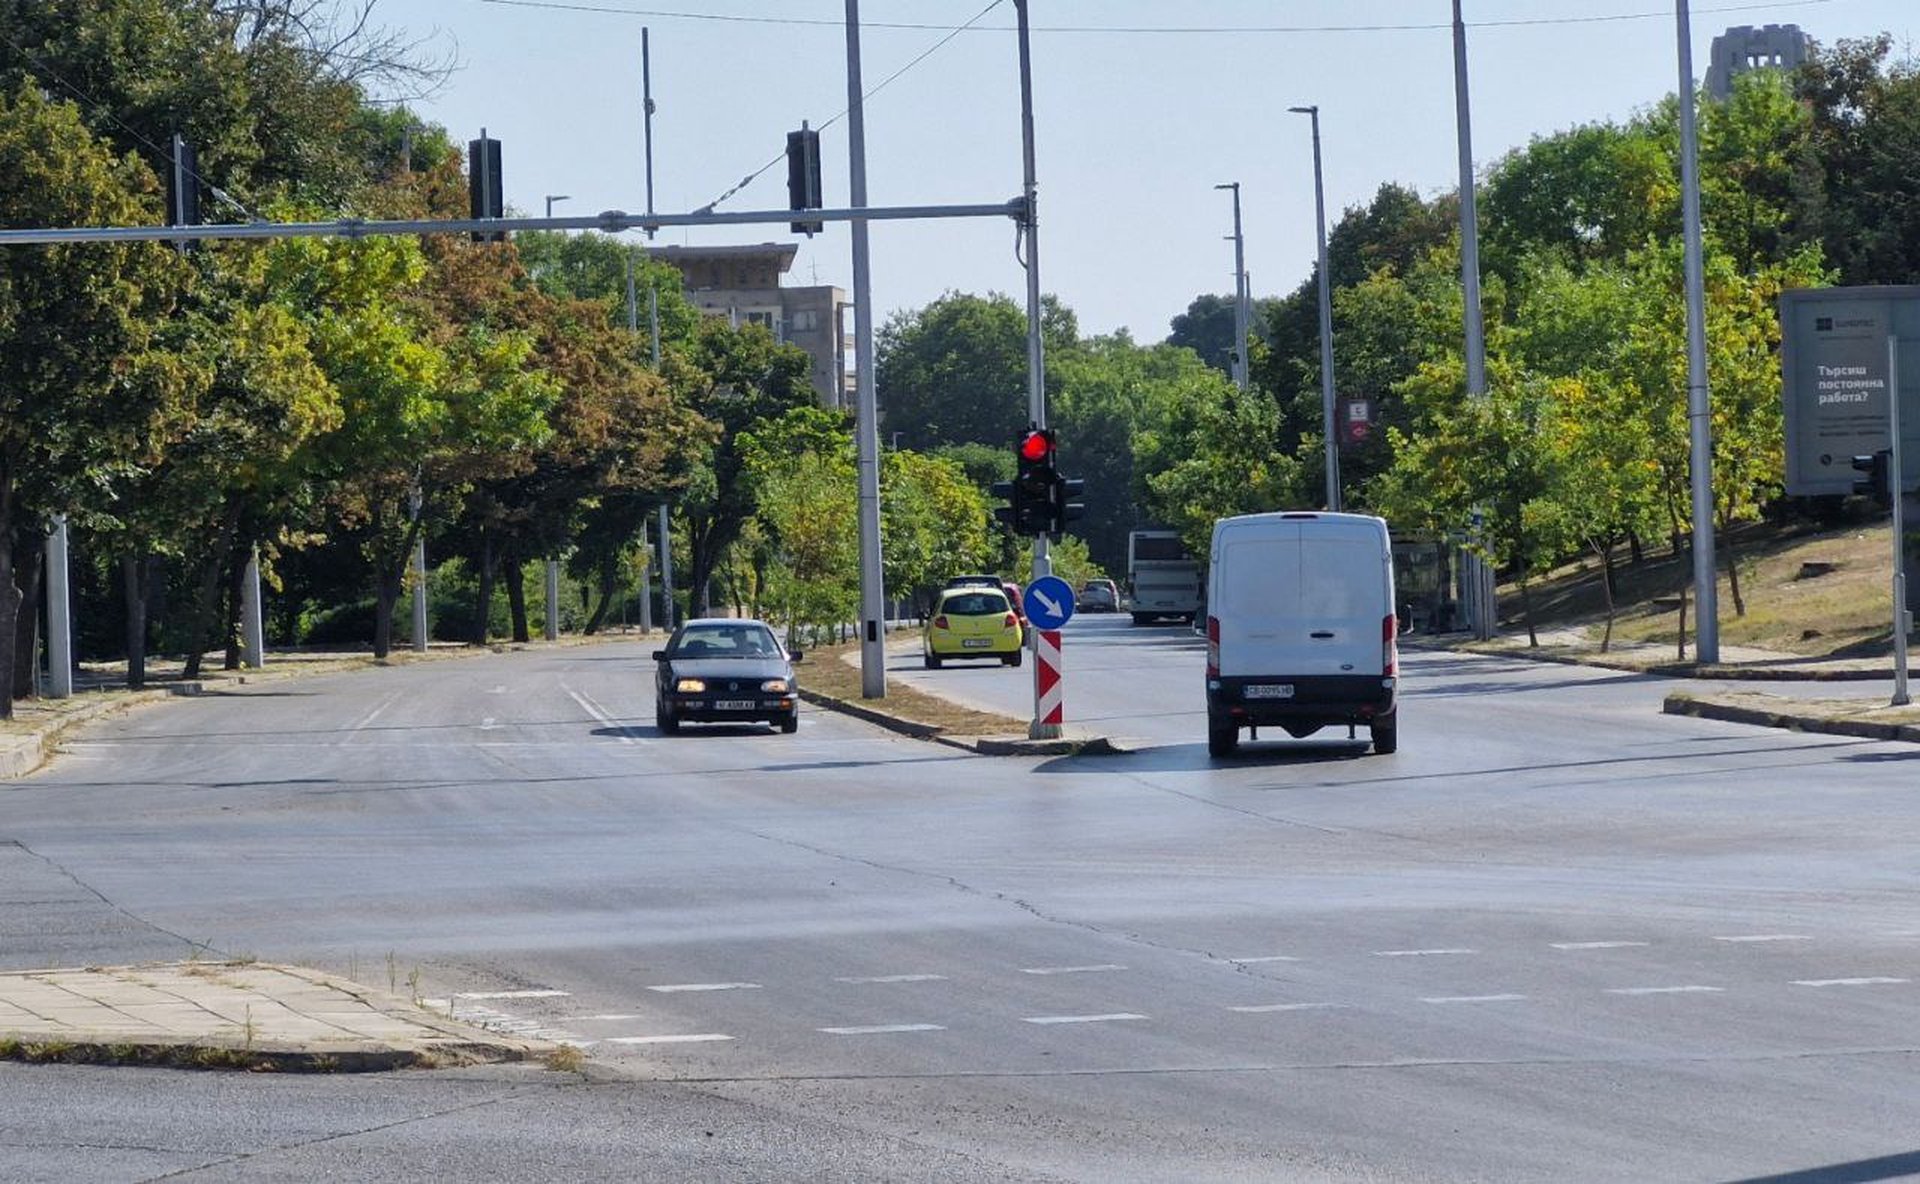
[1023,575,1076,630]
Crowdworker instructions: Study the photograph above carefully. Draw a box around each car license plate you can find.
[961,638,993,648]
[1245,684,1294,699]
[714,699,757,710]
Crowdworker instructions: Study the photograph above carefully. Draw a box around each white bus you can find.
[1126,528,1203,625]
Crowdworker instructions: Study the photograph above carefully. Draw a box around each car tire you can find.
[1371,712,1398,755]
[1131,613,1151,626]
[1207,720,1239,758]
[924,653,942,670]
[779,712,799,734]
[657,704,679,735]
[1003,650,1022,667]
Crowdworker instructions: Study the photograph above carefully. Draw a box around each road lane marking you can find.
[1420,994,1527,1004]
[480,717,498,731]
[646,982,762,993]
[1552,941,1651,951]
[340,691,401,743]
[1605,985,1725,996]
[453,989,570,1000]
[606,1033,734,1045]
[818,1024,947,1035]
[1022,1013,1148,1025]
[1792,977,1908,987]
[566,687,635,745]
[1714,934,1812,943]
[1228,955,1302,964]
[834,974,949,984]
[1020,964,1127,976]
[1375,948,1477,957]
[1231,1002,1347,1013]
[578,1014,645,1021]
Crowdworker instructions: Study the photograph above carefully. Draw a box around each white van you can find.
[1204,511,1398,757]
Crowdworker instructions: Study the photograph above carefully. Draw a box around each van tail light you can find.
[1004,612,1019,628]
[1206,616,1220,678]
[933,615,949,631]
[1382,613,1398,676]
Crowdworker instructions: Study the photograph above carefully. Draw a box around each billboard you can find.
[1779,286,1920,496]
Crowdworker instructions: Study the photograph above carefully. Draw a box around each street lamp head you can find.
[1288,105,1317,116]
[1213,182,1238,192]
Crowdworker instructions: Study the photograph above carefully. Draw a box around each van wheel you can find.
[1371,713,1398,755]
[1207,720,1239,758]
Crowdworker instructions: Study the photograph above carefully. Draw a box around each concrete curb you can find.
[0,690,174,780]
[1663,692,1920,744]
[1404,637,1890,681]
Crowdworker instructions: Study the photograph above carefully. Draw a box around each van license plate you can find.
[714,699,757,710]
[1245,684,1294,699]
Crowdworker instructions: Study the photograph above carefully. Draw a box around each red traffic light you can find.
[1018,430,1053,463]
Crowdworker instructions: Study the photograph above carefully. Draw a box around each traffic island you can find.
[1663,689,1920,743]
[0,962,555,1073]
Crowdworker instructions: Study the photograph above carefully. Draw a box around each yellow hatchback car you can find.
[923,586,1024,668]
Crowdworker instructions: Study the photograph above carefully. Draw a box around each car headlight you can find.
[674,677,706,693]
[760,679,790,693]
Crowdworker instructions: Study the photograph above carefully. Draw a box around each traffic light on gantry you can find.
[786,124,823,236]
[1852,449,1892,508]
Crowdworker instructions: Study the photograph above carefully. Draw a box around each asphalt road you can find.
[2,627,1917,1182]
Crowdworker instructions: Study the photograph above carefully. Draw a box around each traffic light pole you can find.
[1015,0,1059,741]
[845,0,888,699]
[1889,336,1910,706]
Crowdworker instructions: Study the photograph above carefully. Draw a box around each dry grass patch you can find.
[802,641,1026,736]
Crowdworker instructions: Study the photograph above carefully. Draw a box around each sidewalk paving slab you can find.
[0,962,555,1072]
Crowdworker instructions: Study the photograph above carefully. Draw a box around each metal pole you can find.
[1889,335,1910,706]
[1295,106,1340,511]
[643,27,657,235]
[544,559,560,641]
[241,547,265,668]
[45,516,72,699]
[1016,0,1059,740]
[1215,182,1249,392]
[412,535,428,652]
[1675,0,1720,664]
[846,0,886,698]
[1453,0,1496,639]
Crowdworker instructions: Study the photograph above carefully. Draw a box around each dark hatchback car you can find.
[653,618,802,734]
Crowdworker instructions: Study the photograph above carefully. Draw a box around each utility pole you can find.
[543,192,570,641]
[846,0,887,697]
[1675,0,1720,663]
[241,546,265,668]
[1452,0,1496,639]
[1889,336,1910,706]
[642,27,674,634]
[45,516,72,699]
[1291,105,1340,511]
[1214,182,1250,392]
[409,486,428,653]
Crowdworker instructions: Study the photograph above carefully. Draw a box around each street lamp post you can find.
[1290,105,1340,511]
[1214,182,1250,392]
[540,190,571,642]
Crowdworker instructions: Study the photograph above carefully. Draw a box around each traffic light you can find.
[990,478,1020,530]
[1012,428,1057,535]
[467,136,504,243]
[1049,475,1086,537]
[1852,450,1893,508]
[786,124,823,236]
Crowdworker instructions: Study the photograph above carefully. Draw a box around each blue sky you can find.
[375,1,1916,340]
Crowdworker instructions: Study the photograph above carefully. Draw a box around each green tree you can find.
[876,291,1077,450]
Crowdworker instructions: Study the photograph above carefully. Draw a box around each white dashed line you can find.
[1606,985,1725,996]
[454,989,570,1000]
[566,687,635,745]
[1714,934,1812,944]
[479,717,498,731]
[1420,994,1527,1005]
[1230,1002,1347,1013]
[1020,964,1127,976]
[1375,948,1478,958]
[605,1033,734,1045]
[817,1024,947,1035]
[1228,955,1302,964]
[646,982,762,993]
[1022,1013,1148,1025]
[577,1014,646,1021]
[1792,977,1908,988]
[1552,941,1651,951]
[834,974,949,984]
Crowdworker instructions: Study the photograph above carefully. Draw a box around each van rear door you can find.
[1216,518,1386,679]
